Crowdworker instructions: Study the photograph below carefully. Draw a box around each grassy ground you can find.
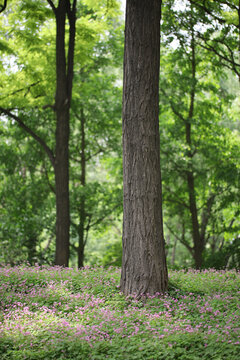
[0,265,239,359]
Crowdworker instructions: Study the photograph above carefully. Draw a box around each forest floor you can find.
[0,265,239,359]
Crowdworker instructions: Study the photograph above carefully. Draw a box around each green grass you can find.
[0,265,239,359]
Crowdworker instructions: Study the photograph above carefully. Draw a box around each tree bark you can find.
[121,0,168,297]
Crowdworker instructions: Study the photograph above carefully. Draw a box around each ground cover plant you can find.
[0,266,239,359]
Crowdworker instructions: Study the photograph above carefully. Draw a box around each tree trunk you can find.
[55,107,70,266]
[54,0,76,266]
[186,13,203,269]
[187,170,203,268]
[121,0,168,297]
[171,238,177,267]
[78,107,86,268]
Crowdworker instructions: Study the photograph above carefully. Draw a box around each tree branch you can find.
[196,29,240,73]
[161,87,186,123]
[46,0,56,15]
[163,185,189,210]
[165,223,194,255]
[189,0,229,26]
[198,40,240,77]
[85,148,104,162]
[191,0,239,25]
[0,107,56,169]
[0,81,41,102]
[41,162,55,194]
[221,0,238,11]
[0,0,7,13]
[88,204,120,230]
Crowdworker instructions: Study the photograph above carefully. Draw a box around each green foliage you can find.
[101,240,122,266]
[203,236,240,269]
[0,132,55,265]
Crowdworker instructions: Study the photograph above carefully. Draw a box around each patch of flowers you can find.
[0,265,239,359]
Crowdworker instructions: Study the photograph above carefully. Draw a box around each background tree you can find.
[0,0,122,267]
[160,0,240,269]
[0,0,77,266]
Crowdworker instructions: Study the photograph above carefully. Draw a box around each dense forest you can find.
[0,0,239,271]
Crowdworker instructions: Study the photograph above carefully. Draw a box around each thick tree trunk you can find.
[121,0,168,296]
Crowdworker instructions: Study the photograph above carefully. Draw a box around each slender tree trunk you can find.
[78,107,86,268]
[121,0,168,297]
[186,12,203,269]
[54,0,76,266]
[55,108,70,266]
[171,238,177,267]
